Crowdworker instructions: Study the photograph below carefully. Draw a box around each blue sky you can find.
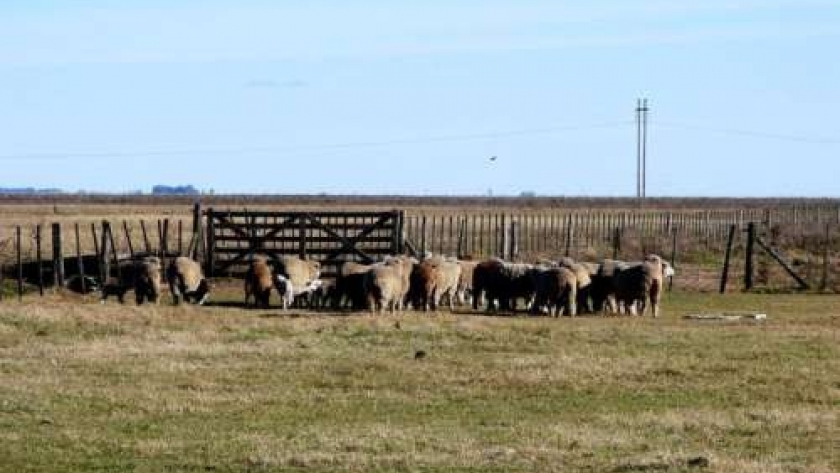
[1,1,839,196]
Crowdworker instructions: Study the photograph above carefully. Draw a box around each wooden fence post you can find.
[439,215,446,255]
[468,215,476,256]
[90,223,100,283]
[392,211,403,255]
[0,228,3,301]
[420,216,427,255]
[509,220,518,260]
[524,215,531,254]
[479,215,486,257]
[51,223,64,289]
[109,222,122,282]
[499,214,507,259]
[612,226,621,260]
[100,221,111,284]
[447,216,454,256]
[564,214,574,257]
[456,217,465,258]
[493,214,498,257]
[205,208,215,277]
[156,220,163,257]
[160,219,170,257]
[75,223,86,294]
[140,220,151,254]
[669,227,678,292]
[16,226,23,300]
[36,225,44,296]
[123,221,135,258]
[298,215,307,259]
[188,203,201,259]
[745,222,755,291]
[429,216,436,255]
[90,223,99,262]
[178,220,183,256]
[821,223,830,292]
[541,214,549,253]
[719,224,736,294]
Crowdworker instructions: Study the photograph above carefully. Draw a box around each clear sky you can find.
[1,1,839,196]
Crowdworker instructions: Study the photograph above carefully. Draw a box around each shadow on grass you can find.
[201,301,602,320]
[201,300,338,317]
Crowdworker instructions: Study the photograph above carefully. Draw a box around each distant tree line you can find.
[0,185,201,195]
[0,187,63,194]
[151,185,200,195]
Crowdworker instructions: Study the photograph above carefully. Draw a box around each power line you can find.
[653,121,840,145]
[0,120,634,161]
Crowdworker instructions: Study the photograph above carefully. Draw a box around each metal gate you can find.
[204,209,404,277]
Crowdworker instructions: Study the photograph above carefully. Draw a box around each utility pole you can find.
[635,98,649,200]
[642,98,648,199]
[636,99,641,199]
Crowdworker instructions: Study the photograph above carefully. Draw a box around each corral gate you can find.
[204,209,405,278]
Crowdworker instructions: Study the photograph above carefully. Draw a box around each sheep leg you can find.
[649,280,661,318]
[367,296,375,314]
[431,289,441,313]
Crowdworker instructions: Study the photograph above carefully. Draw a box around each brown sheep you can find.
[434,257,462,311]
[244,256,274,308]
[472,258,506,311]
[274,274,324,310]
[310,277,338,310]
[100,256,161,305]
[409,256,461,312]
[335,261,375,310]
[134,256,162,305]
[409,260,438,311]
[456,259,478,306]
[558,257,594,314]
[66,275,100,294]
[591,259,627,314]
[276,255,320,290]
[364,255,415,314]
[167,256,209,305]
[613,254,671,317]
[100,260,137,304]
[472,258,535,312]
[530,266,577,316]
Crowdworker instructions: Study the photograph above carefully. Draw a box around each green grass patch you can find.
[0,293,838,472]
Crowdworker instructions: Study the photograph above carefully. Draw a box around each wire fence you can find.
[3,205,840,298]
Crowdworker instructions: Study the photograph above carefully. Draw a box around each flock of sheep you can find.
[321,253,673,317]
[97,256,209,306]
[97,251,675,318]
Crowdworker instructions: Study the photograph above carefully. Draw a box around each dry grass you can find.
[1,291,838,472]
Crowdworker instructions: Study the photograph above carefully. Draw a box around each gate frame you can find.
[203,209,405,278]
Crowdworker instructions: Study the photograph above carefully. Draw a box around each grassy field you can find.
[1,292,838,472]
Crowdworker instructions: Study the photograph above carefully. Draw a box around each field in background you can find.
[0,292,838,472]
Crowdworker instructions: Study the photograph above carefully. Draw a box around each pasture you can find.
[1,291,838,473]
